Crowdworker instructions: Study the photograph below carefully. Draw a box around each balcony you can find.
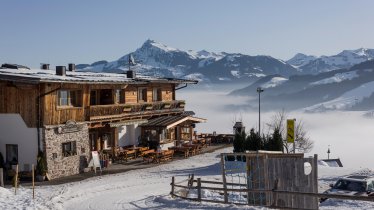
[88,100,185,121]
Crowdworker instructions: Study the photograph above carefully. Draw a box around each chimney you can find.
[127,70,136,79]
[41,64,50,70]
[68,63,75,72]
[56,66,66,76]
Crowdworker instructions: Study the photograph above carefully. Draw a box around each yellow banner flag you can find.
[287,119,295,143]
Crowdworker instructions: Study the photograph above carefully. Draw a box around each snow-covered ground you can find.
[1,147,373,209]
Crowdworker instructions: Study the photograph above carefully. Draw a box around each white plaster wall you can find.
[134,124,141,145]
[0,114,38,171]
[118,126,130,146]
[118,124,142,146]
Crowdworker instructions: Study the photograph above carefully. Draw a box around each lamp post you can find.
[257,87,264,134]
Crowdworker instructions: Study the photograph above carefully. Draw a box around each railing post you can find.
[171,176,175,197]
[197,178,202,201]
[14,164,19,195]
[221,154,228,203]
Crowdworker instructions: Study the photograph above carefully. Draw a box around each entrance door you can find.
[6,144,18,165]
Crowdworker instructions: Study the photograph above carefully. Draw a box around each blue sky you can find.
[1,0,374,68]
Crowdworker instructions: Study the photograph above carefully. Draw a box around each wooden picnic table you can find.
[118,149,136,162]
[146,150,174,163]
[169,146,191,158]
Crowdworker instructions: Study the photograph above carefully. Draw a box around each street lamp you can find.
[257,87,264,134]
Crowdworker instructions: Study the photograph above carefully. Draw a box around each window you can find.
[181,126,191,140]
[366,181,374,191]
[138,88,147,102]
[58,90,82,107]
[6,144,18,164]
[99,89,113,105]
[116,89,125,104]
[62,141,77,157]
[90,90,98,105]
[153,88,162,102]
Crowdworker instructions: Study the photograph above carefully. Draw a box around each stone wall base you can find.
[43,123,90,180]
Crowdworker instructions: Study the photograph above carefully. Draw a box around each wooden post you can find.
[32,164,35,199]
[197,178,202,201]
[0,168,4,187]
[313,154,319,208]
[171,176,175,197]
[14,164,19,195]
[221,154,228,203]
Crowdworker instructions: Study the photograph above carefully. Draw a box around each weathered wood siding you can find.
[0,82,38,127]
[222,153,318,210]
[0,81,178,127]
[42,83,87,125]
[162,84,174,101]
[124,86,137,104]
[266,156,318,209]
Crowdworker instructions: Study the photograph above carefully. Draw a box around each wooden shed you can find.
[222,151,318,209]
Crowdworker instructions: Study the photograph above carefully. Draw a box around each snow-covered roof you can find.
[0,68,198,85]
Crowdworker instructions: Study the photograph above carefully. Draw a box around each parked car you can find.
[320,175,374,202]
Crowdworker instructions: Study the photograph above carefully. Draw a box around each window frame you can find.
[62,141,77,157]
[90,90,98,106]
[138,87,147,102]
[180,126,191,140]
[58,89,82,107]
[115,89,126,104]
[152,88,162,102]
[6,144,18,165]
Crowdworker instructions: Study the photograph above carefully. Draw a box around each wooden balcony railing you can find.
[88,100,185,121]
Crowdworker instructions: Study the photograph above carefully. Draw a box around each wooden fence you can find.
[170,176,374,208]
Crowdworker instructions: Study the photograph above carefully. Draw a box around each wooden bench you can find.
[142,149,156,163]
[169,146,190,158]
[157,150,174,163]
[138,147,150,157]
[124,149,136,162]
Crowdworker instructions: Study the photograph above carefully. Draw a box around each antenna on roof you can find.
[127,54,137,79]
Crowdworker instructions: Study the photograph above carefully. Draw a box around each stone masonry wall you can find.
[43,124,90,179]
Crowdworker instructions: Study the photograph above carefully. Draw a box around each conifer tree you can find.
[245,128,263,151]
[265,128,283,151]
[233,131,246,152]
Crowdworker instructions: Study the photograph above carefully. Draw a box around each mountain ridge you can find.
[229,60,374,112]
[77,39,374,83]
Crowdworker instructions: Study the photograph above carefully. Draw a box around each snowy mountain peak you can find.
[140,39,178,53]
[287,48,374,74]
[338,48,374,57]
[287,53,317,67]
[195,50,225,60]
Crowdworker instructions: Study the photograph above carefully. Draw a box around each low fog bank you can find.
[177,85,374,169]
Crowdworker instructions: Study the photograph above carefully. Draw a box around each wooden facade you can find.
[0,81,179,127]
[0,68,200,179]
[0,82,39,127]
